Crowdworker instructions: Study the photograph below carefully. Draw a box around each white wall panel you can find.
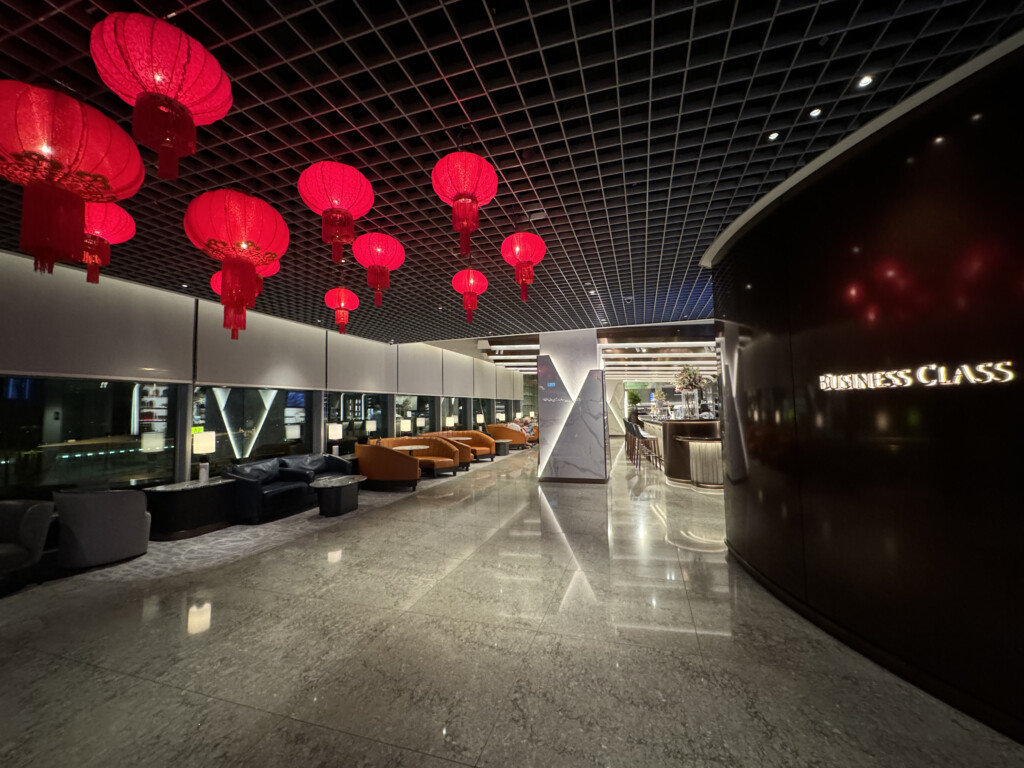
[496,366,514,399]
[327,332,397,393]
[441,349,474,397]
[196,301,325,389]
[397,343,442,395]
[513,372,524,400]
[473,358,497,398]
[0,250,194,382]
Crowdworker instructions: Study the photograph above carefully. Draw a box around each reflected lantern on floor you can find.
[501,232,546,301]
[452,269,488,323]
[90,12,232,180]
[297,161,374,263]
[0,80,144,274]
[76,202,135,284]
[431,151,498,255]
[353,232,404,306]
[324,287,359,334]
[185,189,289,339]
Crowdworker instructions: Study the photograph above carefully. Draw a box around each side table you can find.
[493,439,512,456]
[311,475,367,517]
[144,477,236,540]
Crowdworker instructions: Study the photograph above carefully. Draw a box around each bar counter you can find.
[639,417,722,487]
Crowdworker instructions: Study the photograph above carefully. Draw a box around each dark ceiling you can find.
[1,0,1022,343]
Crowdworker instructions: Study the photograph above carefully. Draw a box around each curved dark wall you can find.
[714,49,1024,741]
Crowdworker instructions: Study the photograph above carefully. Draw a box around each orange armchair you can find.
[486,424,528,449]
[378,436,459,476]
[435,430,495,461]
[422,433,473,470]
[354,443,420,490]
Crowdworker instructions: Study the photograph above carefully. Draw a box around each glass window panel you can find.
[0,376,177,499]
[394,395,435,435]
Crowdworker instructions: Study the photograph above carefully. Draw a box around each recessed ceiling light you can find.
[933,136,945,145]
[857,75,873,88]
[809,108,822,118]
[971,113,982,122]
[181,284,188,288]
[767,132,779,141]
[745,283,752,290]
[588,289,596,295]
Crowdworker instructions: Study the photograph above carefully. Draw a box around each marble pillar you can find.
[538,329,609,482]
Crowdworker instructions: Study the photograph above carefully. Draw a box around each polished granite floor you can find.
[1,442,1022,767]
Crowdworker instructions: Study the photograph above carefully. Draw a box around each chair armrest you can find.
[324,454,356,474]
[224,472,263,523]
[279,467,314,483]
[20,501,54,565]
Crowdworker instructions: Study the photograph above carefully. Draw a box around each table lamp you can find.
[328,423,344,455]
[285,424,301,440]
[445,415,456,428]
[400,418,412,434]
[416,417,426,428]
[192,431,216,483]
[515,411,522,419]
[529,411,536,418]
[365,420,377,437]
[476,414,484,425]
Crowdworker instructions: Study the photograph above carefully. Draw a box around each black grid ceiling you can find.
[1,1,1022,343]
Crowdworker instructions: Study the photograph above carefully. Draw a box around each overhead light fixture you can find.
[809,108,822,118]
[857,75,873,88]
[971,113,983,122]
[933,136,945,145]
[767,132,779,141]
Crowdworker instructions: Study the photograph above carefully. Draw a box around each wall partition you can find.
[710,43,1024,741]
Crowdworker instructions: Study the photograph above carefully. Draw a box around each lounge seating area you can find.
[485,424,529,449]
[376,436,459,477]
[423,430,496,462]
[0,499,54,584]
[54,490,151,569]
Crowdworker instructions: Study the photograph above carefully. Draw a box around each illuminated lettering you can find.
[819,361,1014,392]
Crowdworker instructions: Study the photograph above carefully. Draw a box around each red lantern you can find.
[77,202,135,284]
[0,80,144,274]
[324,288,359,334]
[431,151,498,255]
[501,232,546,301]
[353,233,404,306]
[90,12,232,180]
[452,269,488,323]
[185,189,288,339]
[297,162,374,263]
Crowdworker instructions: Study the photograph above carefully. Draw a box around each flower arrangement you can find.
[674,365,706,392]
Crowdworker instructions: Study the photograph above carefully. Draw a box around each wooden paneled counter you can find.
[640,418,722,487]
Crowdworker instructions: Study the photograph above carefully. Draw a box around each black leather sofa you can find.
[224,454,358,524]
[278,453,356,483]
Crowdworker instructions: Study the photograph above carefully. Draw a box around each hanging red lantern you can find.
[431,151,498,255]
[90,12,232,180]
[76,202,135,284]
[501,232,546,301]
[0,80,144,274]
[324,288,359,334]
[353,232,404,306]
[185,189,288,339]
[209,260,278,300]
[297,162,373,263]
[452,269,488,323]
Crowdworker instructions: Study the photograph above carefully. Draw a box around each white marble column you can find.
[538,329,609,482]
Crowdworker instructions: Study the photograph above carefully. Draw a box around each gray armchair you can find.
[0,500,54,578]
[54,490,151,569]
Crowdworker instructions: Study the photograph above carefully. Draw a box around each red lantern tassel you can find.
[331,243,346,263]
[133,92,196,181]
[515,262,534,302]
[452,195,478,255]
[323,208,354,245]
[375,289,382,307]
[21,181,84,274]
[335,308,349,334]
[463,291,477,323]
[80,234,111,284]
[220,257,259,339]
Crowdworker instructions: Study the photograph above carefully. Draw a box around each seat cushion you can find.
[230,458,281,484]
[468,446,487,456]
[416,456,455,469]
[0,542,30,573]
[261,480,309,497]
[280,454,327,474]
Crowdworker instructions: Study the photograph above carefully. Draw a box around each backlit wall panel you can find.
[441,349,474,397]
[196,301,325,389]
[397,343,443,395]
[0,251,194,382]
[327,332,398,393]
[473,358,496,399]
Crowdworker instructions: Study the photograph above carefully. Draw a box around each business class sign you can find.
[819,361,1014,392]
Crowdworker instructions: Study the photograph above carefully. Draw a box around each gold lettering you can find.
[993,361,1015,383]
[916,365,938,386]
[975,363,995,383]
